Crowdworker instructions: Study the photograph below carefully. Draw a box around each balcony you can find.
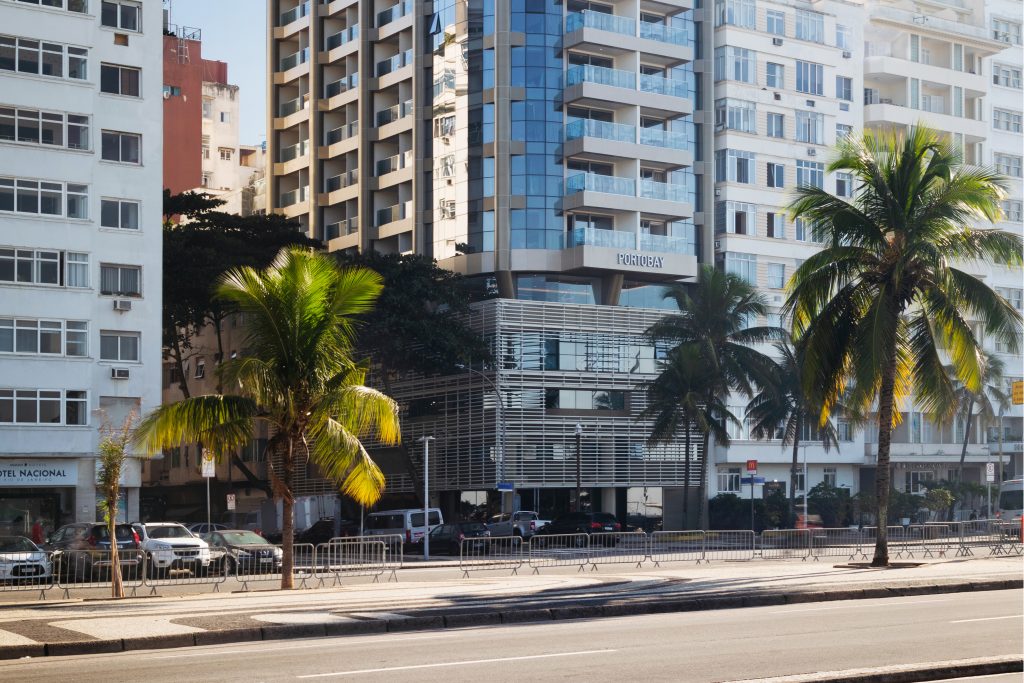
[279,186,309,207]
[564,119,693,166]
[565,118,635,143]
[376,99,413,127]
[640,178,689,202]
[324,169,358,192]
[324,73,358,98]
[375,202,407,227]
[563,64,692,115]
[376,49,414,77]
[640,232,695,254]
[325,120,359,145]
[278,94,309,118]
[324,216,358,241]
[640,73,688,99]
[279,140,308,163]
[638,127,691,152]
[376,0,412,28]
[565,172,636,197]
[571,226,636,250]
[279,1,310,26]
[325,25,359,51]
[375,150,413,177]
[565,64,636,90]
[279,47,310,72]
[565,11,691,47]
[639,20,689,46]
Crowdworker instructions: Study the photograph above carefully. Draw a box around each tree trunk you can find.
[279,436,295,590]
[698,430,711,530]
[682,413,691,526]
[170,333,191,398]
[872,351,900,567]
[108,485,123,599]
[957,398,974,483]
[212,312,226,394]
[790,417,802,529]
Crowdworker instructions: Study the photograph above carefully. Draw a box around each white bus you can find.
[997,479,1023,520]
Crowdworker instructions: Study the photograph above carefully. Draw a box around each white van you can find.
[364,508,443,545]
[998,479,1023,520]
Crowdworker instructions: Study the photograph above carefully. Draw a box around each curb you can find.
[2,577,1018,661]
[732,655,1023,682]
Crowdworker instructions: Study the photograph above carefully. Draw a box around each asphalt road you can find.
[0,589,1019,682]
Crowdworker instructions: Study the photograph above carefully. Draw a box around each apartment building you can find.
[0,0,163,529]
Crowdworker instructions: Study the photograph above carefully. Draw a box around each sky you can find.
[169,0,267,145]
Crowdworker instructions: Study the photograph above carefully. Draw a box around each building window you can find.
[99,63,140,97]
[219,111,230,123]
[219,147,233,161]
[836,76,852,101]
[715,0,755,28]
[200,173,210,187]
[714,47,755,84]
[767,262,785,288]
[101,130,140,164]
[715,149,755,184]
[194,359,205,379]
[766,212,785,238]
[0,388,88,426]
[101,1,140,31]
[766,113,784,138]
[795,111,824,144]
[99,264,140,296]
[1002,200,1023,223]
[796,61,823,95]
[765,10,785,36]
[100,331,139,362]
[718,467,741,493]
[0,177,88,219]
[202,99,213,119]
[995,154,1023,177]
[162,85,181,97]
[796,160,824,189]
[993,18,1023,45]
[766,63,784,89]
[795,10,824,43]
[823,466,838,488]
[836,172,853,198]
[767,163,785,188]
[0,36,87,81]
[993,109,1023,133]
[715,99,756,133]
[724,252,757,283]
[795,218,816,242]
[12,0,88,12]
[835,25,851,50]
[907,471,934,495]
[993,64,1022,89]
[836,123,853,141]
[100,198,139,230]
[715,201,756,235]
[0,107,90,151]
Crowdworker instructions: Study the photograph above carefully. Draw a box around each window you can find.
[795,111,824,144]
[995,154,1023,178]
[766,212,784,239]
[202,99,213,119]
[718,467,741,493]
[766,63,784,89]
[767,263,785,288]
[995,333,1023,354]
[99,264,140,296]
[796,61,823,95]
[715,99,756,133]
[0,389,87,426]
[1,318,87,357]
[100,198,139,230]
[993,64,1022,89]
[795,217,818,242]
[99,64,140,97]
[836,76,852,101]
[101,130,140,164]
[218,147,233,161]
[715,201,756,235]
[796,160,824,189]
[0,107,90,151]
[715,0,755,28]
[0,177,88,219]
[12,0,88,12]
[724,252,756,283]
[100,331,139,362]
[66,252,88,287]
[715,149,755,184]
[794,469,806,494]
[766,10,785,36]
[0,36,87,81]
[194,359,205,379]
[714,47,755,84]
[66,321,87,356]
[162,85,181,97]
[101,1,140,31]
[993,18,1022,45]
[766,113,784,138]
[995,287,1023,311]
[907,471,934,495]
[1002,200,1023,223]
[795,10,824,43]
[835,25,851,50]
[993,109,1023,133]
[836,172,853,197]
[836,123,853,141]
[219,111,230,123]
[767,163,784,188]
[823,467,838,488]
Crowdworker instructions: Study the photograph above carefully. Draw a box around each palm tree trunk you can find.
[957,398,974,482]
[280,436,295,590]
[698,430,711,530]
[682,413,691,526]
[872,352,900,567]
[790,417,801,529]
[108,490,123,599]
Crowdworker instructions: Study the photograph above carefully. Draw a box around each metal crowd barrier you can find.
[459,535,523,577]
[649,531,705,566]
[233,543,315,591]
[811,528,868,561]
[527,533,590,573]
[991,521,1024,556]
[759,529,811,561]
[703,530,755,562]
[919,523,957,558]
[315,539,387,585]
[142,546,225,594]
[588,531,648,569]
[0,548,55,599]
[54,549,146,598]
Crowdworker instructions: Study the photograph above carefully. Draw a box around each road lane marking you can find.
[949,615,1024,624]
[295,649,618,678]
[770,598,953,614]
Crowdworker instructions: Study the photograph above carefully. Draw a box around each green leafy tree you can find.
[134,248,401,589]
[785,125,1022,565]
[923,488,955,521]
[806,482,852,527]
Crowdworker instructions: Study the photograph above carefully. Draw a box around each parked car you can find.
[132,523,211,576]
[45,523,142,580]
[186,523,228,536]
[264,518,359,545]
[202,530,282,575]
[534,512,621,545]
[795,514,824,530]
[364,508,443,546]
[0,536,51,583]
[486,511,542,539]
[425,522,491,555]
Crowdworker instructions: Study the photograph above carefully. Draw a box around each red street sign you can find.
[746,459,758,472]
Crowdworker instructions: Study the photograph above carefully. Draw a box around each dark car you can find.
[45,523,142,580]
[534,512,621,545]
[425,522,491,556]
[264,518,359,545]
[202,530,282,575]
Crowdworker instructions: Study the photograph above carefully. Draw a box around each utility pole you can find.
[575,423,582,513]
[418,436,434,560]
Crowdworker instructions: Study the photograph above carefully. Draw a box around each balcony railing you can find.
[278,94,309,117]
[565,172,635,196]
[279,47,310,72]
[571,226,637,250]
[376,0,412,27]
[375,202,408,226]
[639,126,691,151]
[325,120,359,145]
[375,150,413,177]
[375,99,413,127]
[639,20,689,45]
[376,49,413,77]
[565,10,635,36]
[640,178,690,203]
[565,118,635,143]
[324,216,358,241]
[279,1,310,26]
[324,73,359,98]
[324,169,358,192]
[565,64,636,89]
[640,72,688,99]
[325,25,359,51]
[279,186,309,207]
[279,140,309,163]
[640,232,695,254]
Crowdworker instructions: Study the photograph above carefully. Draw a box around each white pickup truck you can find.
[486,511,549,539]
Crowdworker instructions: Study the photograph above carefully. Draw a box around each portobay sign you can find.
[0,460,78,486]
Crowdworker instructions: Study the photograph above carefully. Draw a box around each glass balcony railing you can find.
[279,47,310,72]
[565,10,635,36]
[279,1,310,26]
[375,150,413,177]
[640,73,688,98]
[375,203,407,226]
[325,120,359,145]
[565,64,636,89]
[376,49,413,77]
[376,0,412,27]
[640,232,694,254]
[639,21,689,45]
[375,99,413,127]
[278,94,308,117]
[324,169,358,192]
[565,172,635,196]
[571,226,637,250]
[639,127,691,151]
[279,186,308,207]
[324,73,358,98]
[325,25,359,51]
[565,118,635,143]
[279,140,308,163]
[324,216,358,241]
[640,178,690,203]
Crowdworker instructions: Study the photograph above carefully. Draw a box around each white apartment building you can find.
[200,77,263,215]
[0,0,163,529]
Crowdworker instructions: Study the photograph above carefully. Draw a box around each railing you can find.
[325,120,359,145]
[325,25,359,51]
[565,172,635,196]
[278,94,309,117]
[376,0,413,28]
[376,99,413,127]
[565,118,635,143]
[279,47,310,72]
[279,186,309,207]
[565,64,636,90]
[640,178,690,203]
[640,72,688,98]
[376,49,414,77]
[639,20,689,45]
[375,150,413,176]
[279,1,310,26]
[459,536,524,577]
[324,168,358,192]
[639,126,691,151]
[571,226,637,250]
[640,232,694,254]
[566,10,635,36]
[375,203,406,226]
[279,140,309,163]
[323,215,359,241]
[324,73,359,98]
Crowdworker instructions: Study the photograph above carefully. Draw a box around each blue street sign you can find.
[740,476,766,485]
[497,482,514,492]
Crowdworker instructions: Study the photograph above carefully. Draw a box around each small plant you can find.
[97,413,136,599]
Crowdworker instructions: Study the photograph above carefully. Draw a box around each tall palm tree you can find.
[746,339,839,527]
[134,248,402,588]
[949,352,1009,482]
[785,125,1022,566]
[648,265,778,527]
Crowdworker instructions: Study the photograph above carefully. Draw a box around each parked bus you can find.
[997,479,1023,520]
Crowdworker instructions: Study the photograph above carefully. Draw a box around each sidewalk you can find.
[0,556,1019,659]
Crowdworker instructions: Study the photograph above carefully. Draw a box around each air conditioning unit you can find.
[111,367,130,380]
[772,37,783,46]
[880,98,893,104]
[773,92,781,100]
[113,299,132,311]
[842,50,852,59]
[806,100,815,107]
[807,148,817,156]
[162,91,171,99]
[714,188,722,197]
[714,240,721,250]
[840,102,850,111]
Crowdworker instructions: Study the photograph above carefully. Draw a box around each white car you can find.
[0,536,51,583]
[133,523,211,575]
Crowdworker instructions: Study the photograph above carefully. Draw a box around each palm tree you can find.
[134,248,402,588]
[785,125,1022,566]
[648,265,779,527]
[949,351,1009,485]
[746,339,839,527]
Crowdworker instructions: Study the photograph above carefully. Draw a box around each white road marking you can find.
[295,649,618,678]
[948,614,1024,624]
[145,633,452,659]
[770,598,953,614]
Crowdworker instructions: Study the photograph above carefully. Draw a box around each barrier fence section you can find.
[54,549,146,598]
[527,533,590,573]
[233,543,315,591]
[918,523,957,558]
[991,521,1024,556]
[458,536,523,577]
[811,528,868,560]
[703,531,755,562]
[759,529,811,561]
[587,531,648,569]
[142,545,227,594]
[315,539,386,585]
[649,531,705,566]
[0,548,54,598]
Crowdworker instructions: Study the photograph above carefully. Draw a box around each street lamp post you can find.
[575,423,583,513]
[802,443,809,524]
[418,436,435,560]
[455,364,506,512]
